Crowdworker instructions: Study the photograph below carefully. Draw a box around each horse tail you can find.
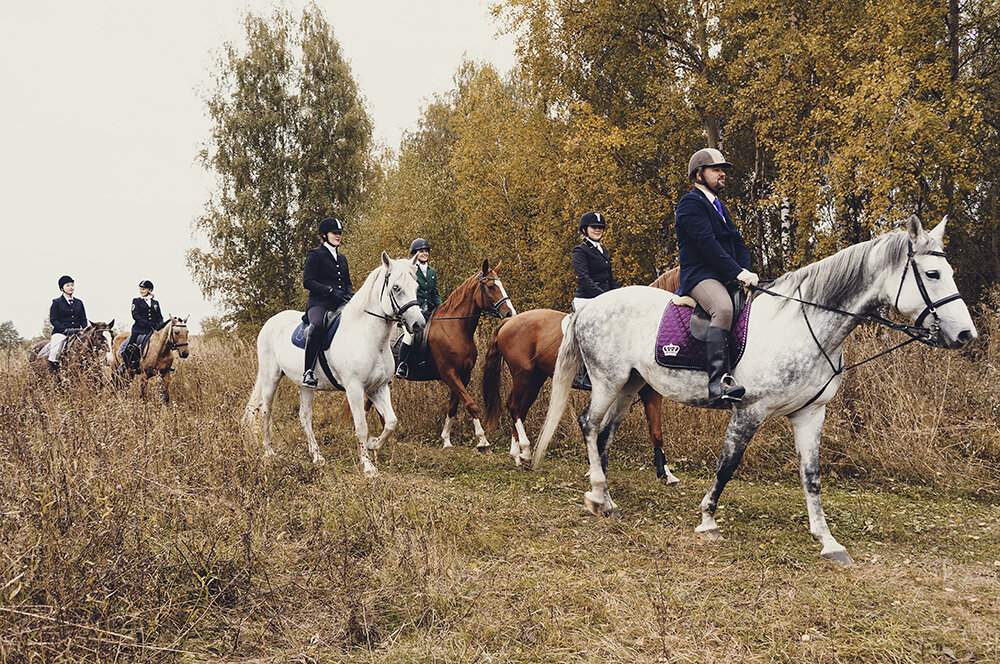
[533,313,582,469]
[481,319,510,433]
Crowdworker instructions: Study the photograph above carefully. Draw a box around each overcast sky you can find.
[0,1,516,337]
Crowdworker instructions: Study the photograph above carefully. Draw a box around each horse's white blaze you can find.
[496,279,516,316]
[245,255,423,470]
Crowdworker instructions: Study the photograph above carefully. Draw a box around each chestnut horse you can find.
[29,321,115,383]
[396,260,516,451]
[111,316,190,403]
[482,268,681,480]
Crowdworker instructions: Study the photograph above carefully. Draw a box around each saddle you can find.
[120,334,151,372]
[291,311,342,350]
[391,312,438,381]
[655,288,754,371]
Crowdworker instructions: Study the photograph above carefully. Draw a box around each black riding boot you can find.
[302,324,320,387]
[706,325,745,404]
[395,341,411,379]
[572,364,592,391]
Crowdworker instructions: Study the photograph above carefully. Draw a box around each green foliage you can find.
[189,5,375,335]
[0,321,22,354]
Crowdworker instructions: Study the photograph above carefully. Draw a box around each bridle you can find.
[431,274,512,321]
[892,240,964,336]
[168,320,189,353]
[750,238,964,411]
[367,269,420,325]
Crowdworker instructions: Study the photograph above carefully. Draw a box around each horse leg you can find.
[640,386,681,486]
[789,405,853,564]
[363,384,398,452]
[440,389,461,448]
[697,407,764,540]
[257,372,281,458]
[296,386,326,465]
[461,372,491,452]
[160,369,171,404]
[578,383,623,517]
[509,371,543,468]
[345,385,378,477]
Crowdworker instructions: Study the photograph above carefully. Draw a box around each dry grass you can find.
[1,312,999,663]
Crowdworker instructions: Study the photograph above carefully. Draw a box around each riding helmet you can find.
[138,279,154,290]
[58,275,74,289]
[318,217,345,235]
[409,238,431,255]
[688,148,733,180]
[578,211,607,234]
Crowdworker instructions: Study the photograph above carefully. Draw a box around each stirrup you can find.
[395,363,408,379]
[303,369,318,387]
[719,374,745,402]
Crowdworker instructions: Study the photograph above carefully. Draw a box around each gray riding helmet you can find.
[688,148,733,180]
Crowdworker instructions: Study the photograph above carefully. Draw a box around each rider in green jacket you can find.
[396,237,442,378]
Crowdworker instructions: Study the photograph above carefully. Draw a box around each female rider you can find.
[302,217,354,387]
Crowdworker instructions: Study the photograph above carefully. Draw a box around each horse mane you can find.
[342,262,388,316]
[434,270,482,315]
[768,230,913,311]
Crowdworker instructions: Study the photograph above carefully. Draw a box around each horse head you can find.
[476,259,517,319]
[890,215,977,349]
[381,252,424,334]
[168,315,190,358]
[85,319,114,358]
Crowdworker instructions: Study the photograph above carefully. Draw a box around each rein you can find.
[750,241,964,411]
[366,269,420,324]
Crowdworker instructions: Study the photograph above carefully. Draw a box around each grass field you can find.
[1,324,999,662]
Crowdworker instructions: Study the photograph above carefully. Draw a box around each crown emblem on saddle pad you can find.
[661,343,680,357]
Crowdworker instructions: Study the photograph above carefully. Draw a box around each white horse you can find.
[534,216,976,563]
[244,253,425,476]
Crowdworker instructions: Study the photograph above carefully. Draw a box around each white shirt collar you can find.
[324,242,338,259]
[418,262,429,275]
[588,238,603,252]
[64,294,74,303]
[696,184,718,205]
[143,295,153,304]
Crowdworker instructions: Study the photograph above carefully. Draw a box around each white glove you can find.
[736,269,759,287]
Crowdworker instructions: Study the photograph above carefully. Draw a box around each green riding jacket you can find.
[416,265,443,311]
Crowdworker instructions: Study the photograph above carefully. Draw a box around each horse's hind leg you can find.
[640,386,681,485]
[697,407,764,540]
[509,371,543,468]
[297,386,325,465]
[578,383,625,517]
[344,384,378,477]
[789,404,853,564]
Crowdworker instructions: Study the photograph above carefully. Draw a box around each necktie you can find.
[713,197,725,219]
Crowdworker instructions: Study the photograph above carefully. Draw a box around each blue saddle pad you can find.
[291,315,341,350]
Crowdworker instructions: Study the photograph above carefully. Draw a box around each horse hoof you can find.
[821,549,854,565]
[363,467,379,479]
[608,507,623,520]
[313,456,326,466]
[262,450,277,459]
[442,440,453,449]
[519,458,532,472]
[697,528,725,541]
[583,496,602,516]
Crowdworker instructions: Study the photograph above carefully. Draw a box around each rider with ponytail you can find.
[302,216,355,387]
[121,279,164,374]
[676,148,758,405]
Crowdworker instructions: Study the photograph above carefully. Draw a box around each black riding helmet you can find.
[138,279,154,290]
[318,217,345,235]
[409,238,431,255]
[58,275,74,290]
[578,211,608,234]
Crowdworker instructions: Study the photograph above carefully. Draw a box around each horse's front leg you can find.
[789,404,853,564]
[640,386,681,486]
[441,388,460,449]
[578,385,621,517]
[363,384,397,453]
[160,369,171,404]
[296,386,325,466]
[344,384,378,477]
[509,371,543,469]
[697,407,764,540]
[445,369,490,452]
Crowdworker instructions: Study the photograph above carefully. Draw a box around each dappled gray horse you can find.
[534,216,976,564]
[244,253,425,476]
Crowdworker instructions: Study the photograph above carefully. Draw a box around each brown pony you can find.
[29,321,115,383]
[398,260,516,451]
[482,268,682,481]
[111,315,190,403]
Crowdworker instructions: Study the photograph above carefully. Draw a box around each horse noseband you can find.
[479,277,510,319]
[894,241,964,342]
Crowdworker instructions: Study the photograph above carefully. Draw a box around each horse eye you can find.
[925,270,940,280]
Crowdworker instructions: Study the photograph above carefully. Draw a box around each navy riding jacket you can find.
[303,245,355,311]
[572,240,619,299]
[675,187,752,295]
[50,296,87,334]
[130,297,164,336]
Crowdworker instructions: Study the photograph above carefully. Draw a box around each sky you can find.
[0,1,516,338]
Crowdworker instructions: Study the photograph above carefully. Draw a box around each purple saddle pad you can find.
[654,299,752,370]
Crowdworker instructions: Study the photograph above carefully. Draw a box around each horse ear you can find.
[183,315,189,323]
[494,260,502,273]
[382,251,391,270]
[481,259,489,276]
[411,254,419,266]
[906,214,924,242]
[109,319,115,328]
[927,216,947,242]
